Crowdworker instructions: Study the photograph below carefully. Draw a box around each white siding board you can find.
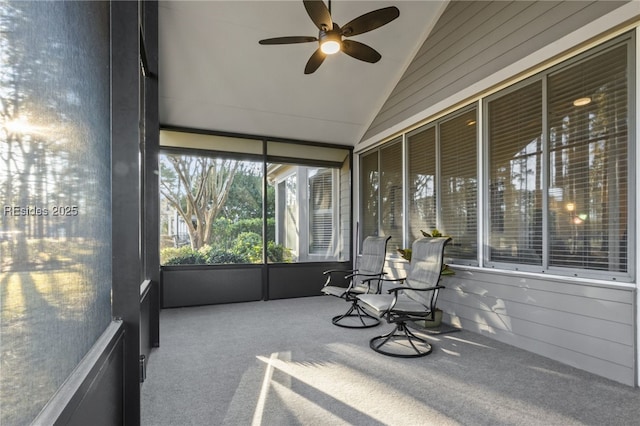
[449,310,635,385]
[397,1,510,89]
[440,288,634,346]
[442,299,633,366]
[367,1,553,133]
[447,279,633,324]
[362,0,628,142]
[372,1,593,133]
[381,260,635,384]
[389,1,533,104]
[450,268,633,303]
[433,270,636,385]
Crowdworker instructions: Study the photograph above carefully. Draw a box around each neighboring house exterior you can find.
[268,163,347,262]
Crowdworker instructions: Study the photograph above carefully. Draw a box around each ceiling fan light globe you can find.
[321,40,341,54]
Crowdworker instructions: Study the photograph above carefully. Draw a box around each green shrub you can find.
[161,233,292,265]
[162,246,207,265]
[198,244,248,264]
[266,241,292,263]
[211,217,276,249]
[231,232,263,263]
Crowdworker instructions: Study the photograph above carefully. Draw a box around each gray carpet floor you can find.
[141,296,640,426]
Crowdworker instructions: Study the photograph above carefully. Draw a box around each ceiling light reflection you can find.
[573,97,592,107]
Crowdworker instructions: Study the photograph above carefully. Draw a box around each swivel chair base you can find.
[369,322,432,358]
[332,302,380,328]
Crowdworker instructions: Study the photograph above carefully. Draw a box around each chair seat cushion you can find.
[357,294,428,317]
[321,285,347,297]
[323,284,372,298]
[349,285,370,294]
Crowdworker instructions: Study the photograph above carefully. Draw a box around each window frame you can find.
[482,33,634,282]
[357,31,634,283]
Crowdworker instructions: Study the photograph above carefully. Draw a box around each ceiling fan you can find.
[258,0,400,74]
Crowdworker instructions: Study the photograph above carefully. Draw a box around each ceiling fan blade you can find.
[303,0,332,31]
[259,36,317,45]
[342,40,381,63]
[304,48,326,74]
[341,6,400,37]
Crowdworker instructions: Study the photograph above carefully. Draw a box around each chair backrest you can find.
[404,237,451,308]
[353,235,391,289]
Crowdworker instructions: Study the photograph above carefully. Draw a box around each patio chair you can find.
[357,237,451,357]
[321,235,391,328]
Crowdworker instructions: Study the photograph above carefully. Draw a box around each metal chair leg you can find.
[369,321,432,357]
[332,301,380,328]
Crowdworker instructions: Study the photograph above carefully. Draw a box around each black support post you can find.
[142,0,160,349]
[111,1,142,424]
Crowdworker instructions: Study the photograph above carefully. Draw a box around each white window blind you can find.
[360,151,379,243]
[487,81,543,265]
[309,170,333,254]
[407,126,436,244]
[486,38,630,274]
[547,44,628,272]
[380,138,403,253]
[440,109,478,262]
[359,33,630,279]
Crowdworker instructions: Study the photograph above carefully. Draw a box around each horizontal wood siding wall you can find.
[361,0,628,142]
[386,260,635,385]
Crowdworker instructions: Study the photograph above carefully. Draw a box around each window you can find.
[362,114,478,261]
[160,135,351,265]
[486,37,630,276]
[440,109,478,262]
[360,138,403,253]
[309,168,334,254]
[487,81,543,265]
[360,150,379,243]
[407,126,436,243]
[358,33,632,281]
[160,153,267,265]
[547,44,628,272]
[268,164,346,262]
[380,139,404,253]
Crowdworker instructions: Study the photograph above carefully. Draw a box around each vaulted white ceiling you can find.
[159,1,446,146]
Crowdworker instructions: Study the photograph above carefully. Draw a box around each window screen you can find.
[0,2,112,424]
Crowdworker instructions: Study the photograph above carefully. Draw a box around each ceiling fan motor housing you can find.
[319,26,342,54]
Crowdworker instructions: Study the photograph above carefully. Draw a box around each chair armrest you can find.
[386,284,445,295]
[322,269,356,288]
[381,285,446,316]
[361,275,401,294]
[347,271,386,280]
[323,269,355,276]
